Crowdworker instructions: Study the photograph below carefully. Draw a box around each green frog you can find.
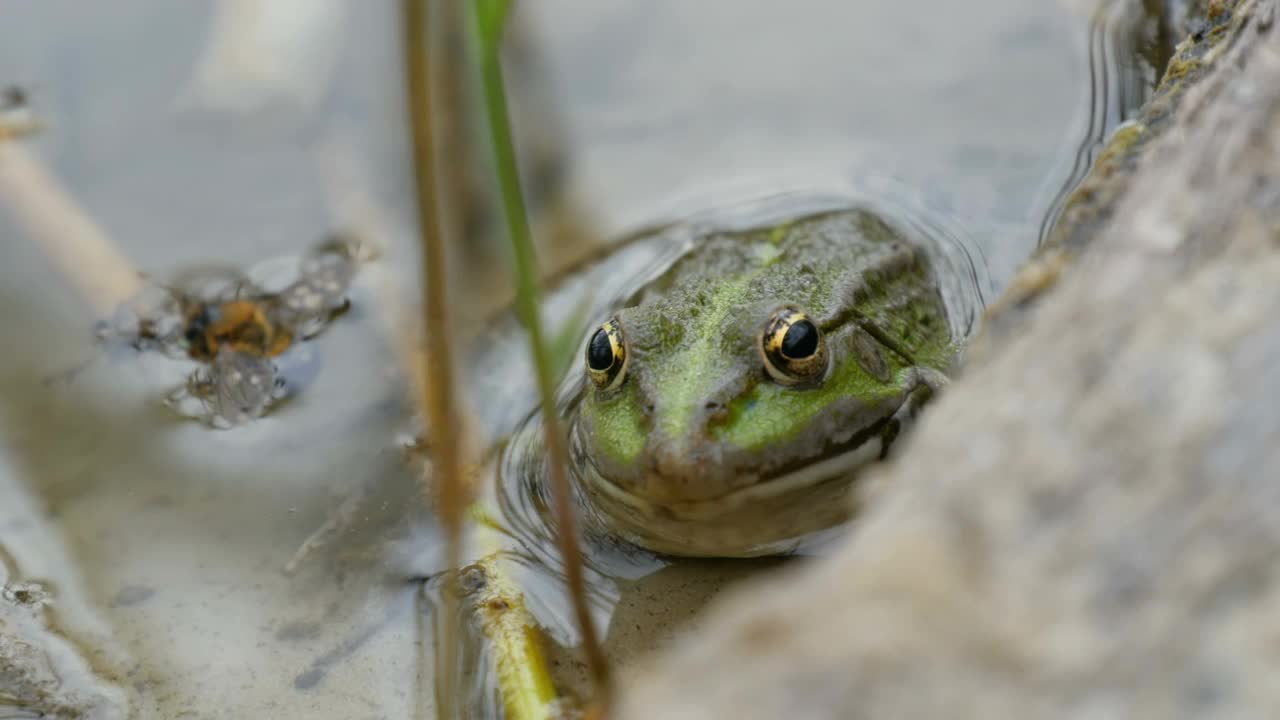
[569,208,955,557]
[290,206,959,570]
[283,204,962,696]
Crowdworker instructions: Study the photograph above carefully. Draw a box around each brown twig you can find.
[401,0,469,715]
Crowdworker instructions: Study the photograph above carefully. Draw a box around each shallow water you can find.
[0,1,1157,716]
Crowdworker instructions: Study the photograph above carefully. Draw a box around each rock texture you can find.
[0,593,126,719]
[615,0,1280,717]
[986,0,1253,334]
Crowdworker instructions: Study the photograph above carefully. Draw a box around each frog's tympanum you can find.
[572,209,954,556]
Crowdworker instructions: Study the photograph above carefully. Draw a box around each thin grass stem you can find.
[466,0,612,704]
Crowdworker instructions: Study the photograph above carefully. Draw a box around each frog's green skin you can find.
[570,209,955,557]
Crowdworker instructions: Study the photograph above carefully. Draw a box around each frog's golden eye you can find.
[586,318,628,391]
[759,307,828,386]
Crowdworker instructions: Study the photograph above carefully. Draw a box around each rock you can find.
[0,474,129,718]
[1,595,127,719]
[614,0,1280,717]
[984,0,1248,337]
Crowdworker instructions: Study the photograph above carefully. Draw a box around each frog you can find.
[279,205,962,703]
[569,208,956,557]
[286,206,959,568]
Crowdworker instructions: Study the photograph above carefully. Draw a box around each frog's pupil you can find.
[587,328,614,370]
[781,320,818,358]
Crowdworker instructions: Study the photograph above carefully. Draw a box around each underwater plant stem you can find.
[401,0,468,715]
[468,504,559,720]
[468,0,612,702]
[469,554,558,720]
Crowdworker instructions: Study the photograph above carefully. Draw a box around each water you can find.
[0,1,1159,716]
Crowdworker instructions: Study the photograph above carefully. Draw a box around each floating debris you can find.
[165,346,289,429]
[1,579,52,608]
[108,235,364,427]
[0,85,43,140]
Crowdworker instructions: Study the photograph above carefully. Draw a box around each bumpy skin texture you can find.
[572,209,954,556]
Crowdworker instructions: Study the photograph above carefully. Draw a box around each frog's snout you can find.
[628,439,743,505]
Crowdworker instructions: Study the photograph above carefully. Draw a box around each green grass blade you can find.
[465,0,612,705]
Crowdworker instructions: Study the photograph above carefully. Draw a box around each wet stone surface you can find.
[1,581,127,719]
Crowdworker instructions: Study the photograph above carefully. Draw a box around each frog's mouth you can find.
[573,377,939,556]
[581,415,893,524]
[574,422,889,558]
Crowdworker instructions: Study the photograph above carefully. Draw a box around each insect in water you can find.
[120,235,367,427]
[178,297,296,362]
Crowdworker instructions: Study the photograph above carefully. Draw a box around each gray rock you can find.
[615,1,1280,717]
[1,596,126,719]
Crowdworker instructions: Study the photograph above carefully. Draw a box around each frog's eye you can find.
[759,307,828,386]
[586,318,628,391]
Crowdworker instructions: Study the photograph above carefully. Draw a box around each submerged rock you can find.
[986,0,1247,337]
[616,0,1280,717]
[1,587,126,719]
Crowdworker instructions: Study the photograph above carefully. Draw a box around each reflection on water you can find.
[1038,0,1165,245]
[0,0,1155,716]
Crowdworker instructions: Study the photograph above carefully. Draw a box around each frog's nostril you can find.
[704,401,728,422]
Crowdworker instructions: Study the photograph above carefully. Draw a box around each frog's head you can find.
[570,216,952,557]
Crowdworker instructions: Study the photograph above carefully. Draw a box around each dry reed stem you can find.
[402,0,470,715]
[0,142,143,316]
